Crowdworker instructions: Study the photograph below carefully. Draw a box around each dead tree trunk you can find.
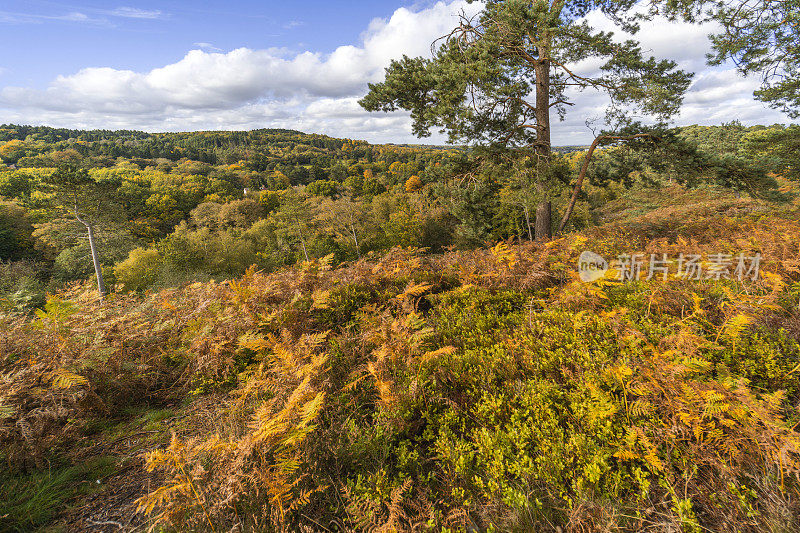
[75,210,106,299]
[523,205,533,241]
[558,136,602,235]
[349,223,361,258]
[558,133,653,234]
[297,226,310,262]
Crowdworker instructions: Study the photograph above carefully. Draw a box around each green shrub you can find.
[115,247,163,292]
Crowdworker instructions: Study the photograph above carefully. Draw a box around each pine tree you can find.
[360,0,693,239]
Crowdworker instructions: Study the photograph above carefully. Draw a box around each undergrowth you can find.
[2,209,800,532]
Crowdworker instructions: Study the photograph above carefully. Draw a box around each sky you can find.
[0,0,795,145]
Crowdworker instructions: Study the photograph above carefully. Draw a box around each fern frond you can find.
[421,345,456,362]
[311,289,331,309]
[238,332,270,352]
[491,241,517,268]
[298,392,325,429]
[399,282,432,300]
[50,369,89,390]
[722,313,752,341]
[319,253,336,271]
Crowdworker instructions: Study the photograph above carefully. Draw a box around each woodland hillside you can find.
[1,122,797,310]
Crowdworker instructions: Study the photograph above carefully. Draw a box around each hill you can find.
[1,122,800,531]
[0,123,795,311]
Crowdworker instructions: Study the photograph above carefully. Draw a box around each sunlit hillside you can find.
[3,183,800,531]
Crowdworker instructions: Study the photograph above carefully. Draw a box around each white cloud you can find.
[548,11,790,143]
[193,42,222,52]
[0,10,112,26]
[581,8,719,72]
[60,12,91,22]
[0,0,478,142]
[109,7,164,19]
[0,0,794,145]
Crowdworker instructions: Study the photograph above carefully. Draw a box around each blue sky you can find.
[0,0,422,86]
[0,1,795,145]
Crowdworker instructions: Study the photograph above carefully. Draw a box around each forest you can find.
[2,0,800,531]
[0,125,466,305]
[0,122,795,310]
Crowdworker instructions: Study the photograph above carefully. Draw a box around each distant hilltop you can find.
[1,124,590,154]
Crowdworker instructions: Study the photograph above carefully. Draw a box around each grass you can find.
[0,456,118,533]
[0,404,175,532]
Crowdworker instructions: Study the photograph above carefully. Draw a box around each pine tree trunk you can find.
[533,54,552,242]
[534,59,551,156]
[535,201,551,241]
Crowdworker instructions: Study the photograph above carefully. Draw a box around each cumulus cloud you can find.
[0,0,793,145]
[0,0,477,141]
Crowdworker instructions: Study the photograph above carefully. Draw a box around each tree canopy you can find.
[662,0,799,117]
[360,0,693,154]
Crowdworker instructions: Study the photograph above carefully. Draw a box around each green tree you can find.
[0,201,35,261]
[687,0,799,117]
[217,198,263,228]
[315,197,370,258]
[0,140,26,164]
[433,179,498,247]
[744,125,800,181]
[306,179,340,198]
[38,165,123,298]
[189,202,223,230]
[382,209,422,248]
[0,171,33,200]
[271,188,317,262]
[114,247,163,292]
[360,0,693,239]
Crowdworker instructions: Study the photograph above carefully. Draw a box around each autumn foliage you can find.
[2,207,800,531]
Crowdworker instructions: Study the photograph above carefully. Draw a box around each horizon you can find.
[2,122,788,151]
[0,122,600,148]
